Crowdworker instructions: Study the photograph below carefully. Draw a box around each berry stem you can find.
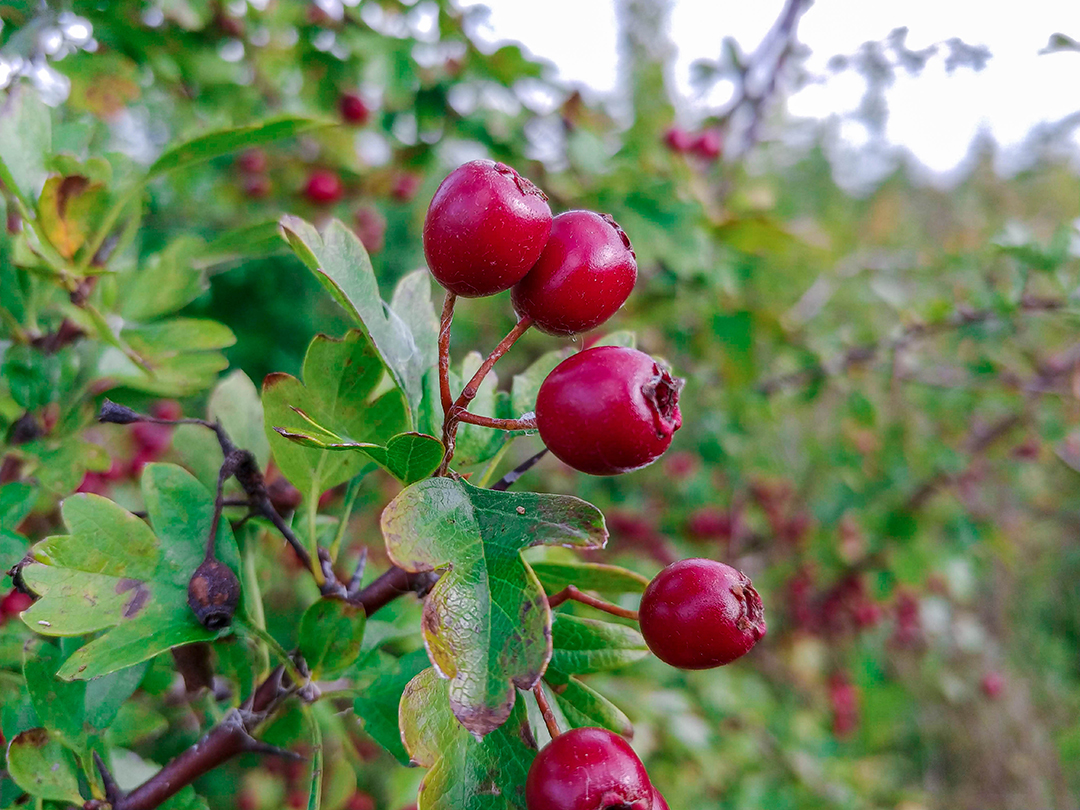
[455,315,533,410]
[437,315,533,475]
[438,291,457,417]
[454,412,537,431]
[532,683,562,740]
[547,585,640,621]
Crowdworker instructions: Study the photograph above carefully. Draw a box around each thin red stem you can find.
[438,316,533,475]
[533,683,562,740]
[438,291,456,417]
[547,585,639,621]
[454,412,537,431]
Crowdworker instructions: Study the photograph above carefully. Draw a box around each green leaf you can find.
[399,668,537,809]
[547,614,648,676]
[148,115,330,178]
[550,678,633,737]
[389,269,439,374]
[262,330,411,495]
[274,418,442,485]
[0,481,36,531]
[5,728,83,804]
[19,464,240,679]
[120,236,208,322]
[278,216,426,420]
[298,598,366,679]
[0,84,51,208]
[37,174,107,259]
[209,370,270,472]
[511,348,573,416]
[353,648,431,765]
[2,345,61,410]
[381,477,607,736]
[23,639,87,747]
[527,561,649,595]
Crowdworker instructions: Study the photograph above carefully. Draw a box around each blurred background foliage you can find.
[1,1,1079,808]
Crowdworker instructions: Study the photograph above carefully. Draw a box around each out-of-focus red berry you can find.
[236,148,268,174]
[339,92,371,125]
[132,422,172,455]
[243,175,271,199]
[685,507,732,542]
[1,589,33,619]
[829,672,859,737]
[691,129,722,160]
[663,450,698,479]
[391,171,422,202]
[664,127,694,153]
[981,671,1005,699]
[305,170,344,205]
[353,206,387,255]
[76,472,110,495]
[346,793,376,810]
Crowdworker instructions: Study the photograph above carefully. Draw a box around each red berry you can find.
[685,506,732,541]
[639,558,765,669]
[423,159,551,298]
[650,787,670,810]
[304,170,343,205]
[152,400,183,421]
[236,147,267,174]
[353,206,386,254]
[1,589,33,619]
[391,171,422,202]
[663,450,698,479]
[242,175,271,199]
[512,211,637,335]
[132,422,173,455]
[664,127,694,153]
[345,793,375,810]
[980,671,1005,699]
[525,727,652,810]
[535,347,682,476]
[339,92,370,125]
[691,130,722,160]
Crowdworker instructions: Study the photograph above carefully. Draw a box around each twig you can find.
[490,449,549,492]
[96,562,438,810]
[454,412,537,431]
[438,316,533,474]
[547,585,639,621]
[439,291,456,417]
[532,684,562,740]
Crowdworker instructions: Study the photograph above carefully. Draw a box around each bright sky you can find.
[459,0,1080,178]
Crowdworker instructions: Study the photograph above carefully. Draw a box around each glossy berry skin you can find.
[339,92,370,124]
[423,159,551,297]
[650,788,670,810]
[639,558,765,669]
[525,727,653,810]
[536,347,682,476]
[511,211,636,335]
[1,589,33,620]
[304,169,343,205]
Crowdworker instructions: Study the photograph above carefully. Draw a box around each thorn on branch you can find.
[490,449,548,491]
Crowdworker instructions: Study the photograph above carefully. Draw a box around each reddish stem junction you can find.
[437,292,535,474]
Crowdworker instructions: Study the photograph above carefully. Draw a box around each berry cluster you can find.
[423,161,767,807]
[664,126,723,160]
[423,159,681,475]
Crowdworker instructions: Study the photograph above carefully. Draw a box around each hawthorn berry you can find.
[0,589,33,620]
[650,787,670,810]
[535,346,682,476]
[639,558,765,669]
[304,169,343,205]
[236,147,267,174]
[692,129,722,160]
[664,127,694,153]
[339,92,370,125]
[423,159,551,297]
[525,727,653,810]
[511,211,637,335]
